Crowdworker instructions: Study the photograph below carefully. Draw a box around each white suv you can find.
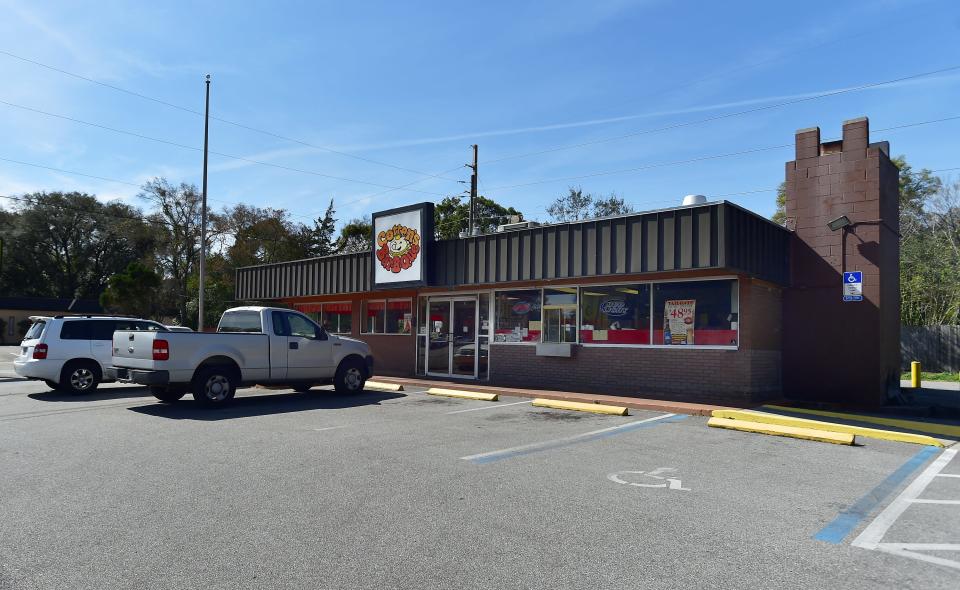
[14,316,168,394]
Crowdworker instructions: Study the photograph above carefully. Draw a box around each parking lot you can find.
[1,356,958,589]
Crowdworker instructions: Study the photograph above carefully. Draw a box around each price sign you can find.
[663,299,696,345]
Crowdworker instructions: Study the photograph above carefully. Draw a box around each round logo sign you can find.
[376,224,421,274]
[599,298,629,317]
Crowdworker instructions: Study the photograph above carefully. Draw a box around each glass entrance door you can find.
[425,296,478,378]
[426,300,451,375]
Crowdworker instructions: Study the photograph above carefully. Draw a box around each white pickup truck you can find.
[108,306,374,406]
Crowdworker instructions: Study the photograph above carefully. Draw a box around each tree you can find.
[336,217,373,253]
[893,155,942,239]
[0,191,152,299]
[771,182,787,226]
[433,196,524,240]
[139,178,204,326]
[547,187,593,222]
[309,199,338,257]
[592,192,634,218]
[100,262,162,317]
[546,187,633,223]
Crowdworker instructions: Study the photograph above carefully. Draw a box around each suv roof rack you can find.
[52,314,139,319]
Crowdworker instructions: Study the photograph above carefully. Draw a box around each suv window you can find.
[286,312,323,339]
[60,321,94,340]
[219,311,262,333]
[91,320,122,341]
[24,321,46,340]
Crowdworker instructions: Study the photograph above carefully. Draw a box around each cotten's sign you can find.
[371,203,434,288]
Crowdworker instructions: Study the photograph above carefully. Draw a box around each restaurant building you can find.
[235,117,901,407]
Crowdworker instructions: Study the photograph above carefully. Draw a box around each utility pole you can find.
[198,74,211,332]
[467,144,478,235]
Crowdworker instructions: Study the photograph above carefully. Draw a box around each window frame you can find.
[541,287,578,344]
[361,297,413,335]
[492,288,543,345]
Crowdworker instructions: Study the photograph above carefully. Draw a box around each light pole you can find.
[198,75,210,332]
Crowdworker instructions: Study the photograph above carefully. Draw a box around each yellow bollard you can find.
[911,361,921,388]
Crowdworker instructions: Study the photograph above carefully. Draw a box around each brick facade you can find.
[782,117,900,406]
[487,277,782,405]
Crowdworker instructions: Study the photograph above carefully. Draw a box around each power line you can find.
[482,65,960,166]
[484,115,960,192]
[0,98,449,197]
[0,49,459,183]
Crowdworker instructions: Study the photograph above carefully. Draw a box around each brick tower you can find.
[782,117,901,407]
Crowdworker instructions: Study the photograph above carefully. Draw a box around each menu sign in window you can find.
[663,299,695,345]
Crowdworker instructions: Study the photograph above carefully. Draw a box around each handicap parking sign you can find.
[842,271,863,302]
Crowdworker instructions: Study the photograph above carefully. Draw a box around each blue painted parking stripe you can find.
[814,445,940,544]
[462,413,687,464]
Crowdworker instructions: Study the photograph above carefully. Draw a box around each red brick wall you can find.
[487,278,782,404]
[782,118,900,406]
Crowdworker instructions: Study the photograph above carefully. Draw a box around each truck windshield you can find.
[218,311,262,333]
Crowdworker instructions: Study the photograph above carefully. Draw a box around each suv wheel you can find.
[59,361,101,395]
[191,367,237,406]
[334,358,366,394]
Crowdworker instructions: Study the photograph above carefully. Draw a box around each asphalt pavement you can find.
[0,373,958,589]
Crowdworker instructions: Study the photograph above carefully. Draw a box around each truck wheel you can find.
[59,361,101,395]
[151,387,185,403]
[334,358,366,394]
[191,367,237,406]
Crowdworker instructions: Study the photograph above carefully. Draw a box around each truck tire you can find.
[333,357,366,394]
[151,387,186,403]
[191,367,237,406]
[59,361,101,395]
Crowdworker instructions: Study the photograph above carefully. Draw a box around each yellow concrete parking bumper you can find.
[762,405,960,440]
[426,387,498,402]
[707,416,855,445]
[531,398,629,416]
[364,381,404,392]
[713,409,944,447]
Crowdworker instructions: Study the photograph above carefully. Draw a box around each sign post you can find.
[842,271,863,302]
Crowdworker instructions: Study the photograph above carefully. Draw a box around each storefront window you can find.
[494,289,541,342]
[385,299,413,334]
[543,288,577,343]
[363,299,411,334]
[362,300,385,334]
[579,284,650,344]
[320,302,352,334]
[653,279,738,346]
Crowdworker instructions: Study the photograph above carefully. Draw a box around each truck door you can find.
[283,312,334,380]
[268,311,289,380]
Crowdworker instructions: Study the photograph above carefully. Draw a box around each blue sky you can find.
[1,0,959,229]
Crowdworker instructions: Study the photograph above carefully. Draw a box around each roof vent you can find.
[682,194,707,206]
[496,220,541,233]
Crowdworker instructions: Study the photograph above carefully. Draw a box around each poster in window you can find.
[372,203,434,288]
[663,299,695,345]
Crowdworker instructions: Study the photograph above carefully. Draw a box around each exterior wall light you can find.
[827,215,852,232]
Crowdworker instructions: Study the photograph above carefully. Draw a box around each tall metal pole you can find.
[468,144,478,235]
[198,74,210,332]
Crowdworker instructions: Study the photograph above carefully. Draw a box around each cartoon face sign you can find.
[376,224,421,274]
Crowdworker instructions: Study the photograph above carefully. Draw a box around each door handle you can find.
[289,342,299,350]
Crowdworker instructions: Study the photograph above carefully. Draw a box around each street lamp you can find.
[827,215,852,232]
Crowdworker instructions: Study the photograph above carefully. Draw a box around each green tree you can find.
[546,187,593,222]
[592,192,634,218]
[771,182,787,226]
[0,191,152,299]
[434,196,524,240]
[336,217,373,253]
[893,155,942,239]
[309,199,338,257]
[99,262,163,317]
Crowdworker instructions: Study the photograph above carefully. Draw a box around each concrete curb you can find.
[707,417,855,445]
[427,387,498,402]
[532,398,629,416]
[714,409,944,447]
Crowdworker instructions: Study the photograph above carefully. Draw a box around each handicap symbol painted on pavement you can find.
[608,467,690,491]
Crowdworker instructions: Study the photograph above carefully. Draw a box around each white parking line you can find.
[445,400,533,414]
[852,448,959,571]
